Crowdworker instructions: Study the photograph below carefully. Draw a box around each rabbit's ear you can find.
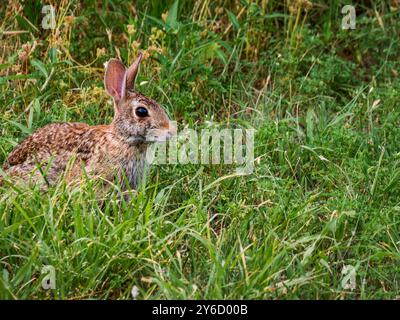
[104,59,127,104]
[126,52,143,91]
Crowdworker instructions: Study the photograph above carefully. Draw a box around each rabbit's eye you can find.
[135,107,149,118]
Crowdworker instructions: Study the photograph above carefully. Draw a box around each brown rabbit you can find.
[1,53,176,190]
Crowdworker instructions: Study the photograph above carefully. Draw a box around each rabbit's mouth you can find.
[145,127,176,142]
[125,135,147,144]
[123,130,173,144]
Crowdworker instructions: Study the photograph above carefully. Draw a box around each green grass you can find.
[1,0,400,299]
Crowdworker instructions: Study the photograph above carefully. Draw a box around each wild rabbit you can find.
[1,53,176,191]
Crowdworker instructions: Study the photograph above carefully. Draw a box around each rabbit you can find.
[1,53,176,191]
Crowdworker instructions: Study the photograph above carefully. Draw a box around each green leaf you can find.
[31,59,48,78]
[11,247,38,287]
[0,74,34,84]
[27,99,40,129]
[5,119,33,135]
[48,47,57,63]
[0,63,10,71]
[306,107,314,143]
[15,14,39,33]
[166,0,180,30]
[226,9,240,30]
[143,13,168,30]
[215,48,228,66]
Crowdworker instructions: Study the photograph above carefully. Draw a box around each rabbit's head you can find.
[104,53,176,144]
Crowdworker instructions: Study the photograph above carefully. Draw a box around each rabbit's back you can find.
[4,122,91,170]
[3,122,104,185]
[2,122,146,189]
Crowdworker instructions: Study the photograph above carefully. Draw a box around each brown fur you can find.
[1,55,175,191]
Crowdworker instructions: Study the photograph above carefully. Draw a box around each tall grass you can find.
[0,0,399,299]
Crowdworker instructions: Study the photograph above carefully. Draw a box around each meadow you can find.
[0,0,399,299]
